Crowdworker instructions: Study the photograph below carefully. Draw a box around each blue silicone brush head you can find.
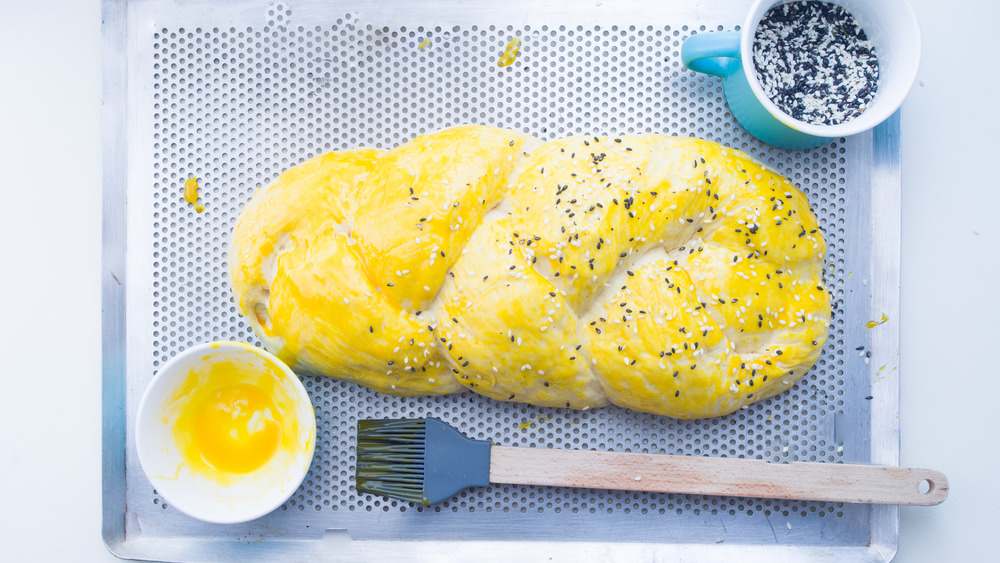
[355,418,492,504]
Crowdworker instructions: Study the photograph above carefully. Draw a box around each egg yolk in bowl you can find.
[136,341,315,524]
[163,356,304,484]
[180,380,282,474]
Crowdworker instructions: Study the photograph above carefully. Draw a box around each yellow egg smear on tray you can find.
[162,355,302,484]
[184,176,205,213]
[497,37,521,67]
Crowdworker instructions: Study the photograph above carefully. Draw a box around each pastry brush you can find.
[355,417,948,506]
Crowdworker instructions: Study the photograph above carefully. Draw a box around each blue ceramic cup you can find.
[681,0,920,150]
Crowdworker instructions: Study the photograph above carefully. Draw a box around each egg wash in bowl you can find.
[135,341,316,524]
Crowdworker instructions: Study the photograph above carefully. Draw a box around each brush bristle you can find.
[355,418,429,504]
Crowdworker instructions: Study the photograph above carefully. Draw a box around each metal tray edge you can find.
[866,110,904,561]
[102,0,130,558]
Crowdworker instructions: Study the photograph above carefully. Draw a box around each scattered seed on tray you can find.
[752,1,879,126]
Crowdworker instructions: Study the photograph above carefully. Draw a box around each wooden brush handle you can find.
[489,447,948,505]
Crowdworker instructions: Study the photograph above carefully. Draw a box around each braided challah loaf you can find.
[230,125,831,419]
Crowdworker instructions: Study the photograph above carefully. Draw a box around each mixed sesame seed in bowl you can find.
[683,0,920,148]
[743,0,921,139]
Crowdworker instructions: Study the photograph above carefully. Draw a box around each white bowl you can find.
[741,0,922,138]
[135,341,316,524]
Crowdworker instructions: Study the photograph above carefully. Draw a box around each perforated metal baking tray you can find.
[101,0,903,560]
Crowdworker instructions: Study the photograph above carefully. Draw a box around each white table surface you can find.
[1,0,997,560]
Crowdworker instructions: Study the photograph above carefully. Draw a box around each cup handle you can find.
[681,31,742,78]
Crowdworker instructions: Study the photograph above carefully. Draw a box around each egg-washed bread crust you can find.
[230,125,831,419]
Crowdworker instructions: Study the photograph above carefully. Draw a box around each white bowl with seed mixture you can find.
[744,0,921,138]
